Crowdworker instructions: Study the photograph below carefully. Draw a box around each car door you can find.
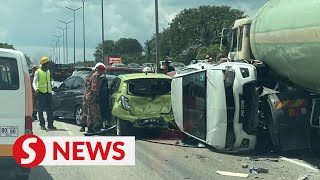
[54,77,76,117]
[67,77,85,117]
[109,77,121,112]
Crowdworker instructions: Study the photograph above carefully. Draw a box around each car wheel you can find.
[74,105,83,126]
[116,118,131,136]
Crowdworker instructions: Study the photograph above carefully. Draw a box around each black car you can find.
[52,73,116,125]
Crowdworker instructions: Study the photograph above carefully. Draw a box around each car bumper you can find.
[112,106,175,125]
[0,156,30,179]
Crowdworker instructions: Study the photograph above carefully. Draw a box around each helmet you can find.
[205,55,210,59]
[40,56,49,64]
[93,62,106,71]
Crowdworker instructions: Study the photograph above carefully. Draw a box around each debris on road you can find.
[184,155,188,158]
[242,164,249,168]
[216,171,249,178]
[297,175,309,180]
[197,143,206,148]
[196,155,209,159]
[249,167,269,174]
[249,157,279,162]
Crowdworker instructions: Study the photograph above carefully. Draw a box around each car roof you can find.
[0,48,20,54]
[76,66,140,71]
[118,73,172,81]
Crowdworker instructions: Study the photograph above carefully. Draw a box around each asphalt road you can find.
[28,118,320,180]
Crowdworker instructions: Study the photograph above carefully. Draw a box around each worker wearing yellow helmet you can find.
[32,56,57,130]
[205,55,210,62]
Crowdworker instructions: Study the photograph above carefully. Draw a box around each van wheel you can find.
[116,118,131,136]
[74,105,83,126]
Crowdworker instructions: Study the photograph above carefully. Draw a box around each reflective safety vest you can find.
[37,69,52,93]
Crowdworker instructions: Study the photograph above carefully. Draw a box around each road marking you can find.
[60,122,74,136]
[280,157,319,172]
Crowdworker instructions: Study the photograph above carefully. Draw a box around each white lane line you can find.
[60,122,74,136]
[280,157,319,172]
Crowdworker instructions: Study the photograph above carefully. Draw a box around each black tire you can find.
[74,105,83,126]
[116,118,131,136]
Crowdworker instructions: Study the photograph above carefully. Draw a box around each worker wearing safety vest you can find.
[32,56,57,130]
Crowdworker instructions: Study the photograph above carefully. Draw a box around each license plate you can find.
[0,126,18,137]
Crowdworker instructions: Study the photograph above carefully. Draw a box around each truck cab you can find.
[219,18,320,153]
[220,18,253,62]
[172,62,258,152]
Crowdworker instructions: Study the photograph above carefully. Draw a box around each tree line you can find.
[0,43,32,67]
[1,5,245,67]
[94,5,246,65]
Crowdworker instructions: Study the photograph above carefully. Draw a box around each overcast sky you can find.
[0,0,268,64]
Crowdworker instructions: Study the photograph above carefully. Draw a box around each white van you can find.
[0,48,32,179]
[171,62,257,152]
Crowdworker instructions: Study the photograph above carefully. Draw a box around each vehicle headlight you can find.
[224,66,235,87]
[240,68,249,78]
[121,96,130,111]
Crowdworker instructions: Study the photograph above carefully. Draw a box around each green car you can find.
[109,73,175,135]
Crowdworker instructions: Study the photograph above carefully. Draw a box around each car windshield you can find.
[127,78,171,96]
[128,64,140,68]
[171,62,185,68]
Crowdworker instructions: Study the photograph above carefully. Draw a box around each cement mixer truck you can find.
[171,0,320,153]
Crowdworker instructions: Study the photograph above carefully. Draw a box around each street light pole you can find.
[59,20,73,64]
[82,0,86,67]
[52,40,58,63]
[101,0,105,63]
[65,6,82,68]
[155,0,160,73]
[57,27,65,64]
[53,35,63,64]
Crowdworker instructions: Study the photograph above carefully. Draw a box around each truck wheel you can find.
[116,118,131,136]
[74,105,83,126]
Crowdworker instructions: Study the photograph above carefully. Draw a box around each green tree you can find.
[196,44,220,60]
[145,5,245,63]
[113,38,143,55]
[24,54,32,67]
[0,43,15,50]
[93,40,115,62]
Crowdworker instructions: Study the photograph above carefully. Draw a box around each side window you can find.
[230,29,238,52]
[238,27,244,51]
[59,77,75,92]
[0,57,19,90]
[71,77,84,90]
[182,71,207,141]
[110,78,121,94]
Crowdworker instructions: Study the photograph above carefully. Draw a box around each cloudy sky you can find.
[0,0,268,64]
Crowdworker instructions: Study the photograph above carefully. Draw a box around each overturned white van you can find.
[171,62,258,152]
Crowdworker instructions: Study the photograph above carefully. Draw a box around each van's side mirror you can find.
[220,28,231,51]
[52,87,58,92]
